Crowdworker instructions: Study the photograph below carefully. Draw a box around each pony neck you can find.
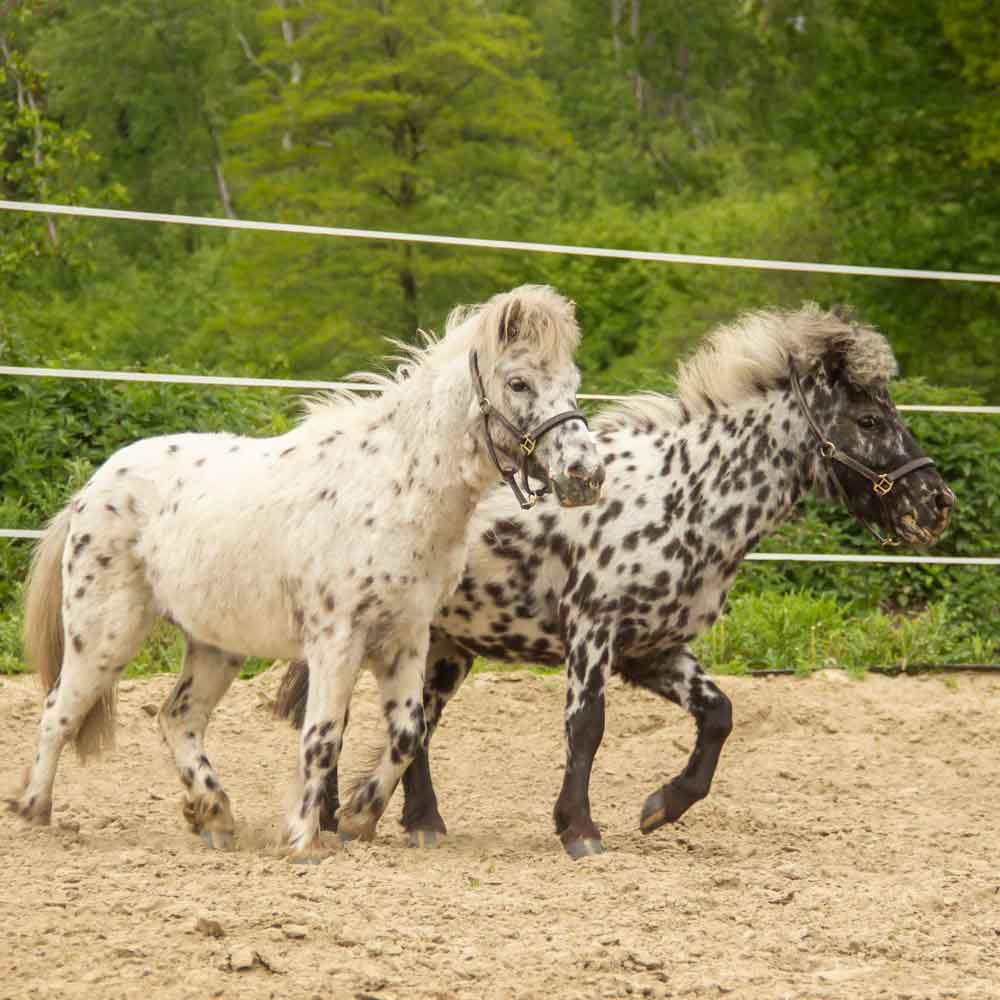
[691,384,824,555]
[378,351,502,514]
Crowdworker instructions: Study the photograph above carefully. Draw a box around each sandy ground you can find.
[1,665,998,1000]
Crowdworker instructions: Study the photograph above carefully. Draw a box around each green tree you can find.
[802,0,1000,394]
[208,0,568,375]
[0,1,117,282]
[30,0,258,223]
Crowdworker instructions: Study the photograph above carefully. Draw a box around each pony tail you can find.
[22,503,116,760]
[23,505,71,696]
[273,660,310,730]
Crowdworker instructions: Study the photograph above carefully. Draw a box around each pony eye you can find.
[508,377,531,393]
[858,414,880,430]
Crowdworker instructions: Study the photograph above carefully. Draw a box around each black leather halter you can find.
[470,351,589,510]
[789,360,935,546]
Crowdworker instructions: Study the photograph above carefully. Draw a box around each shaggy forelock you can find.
[596,302,898,431]
[303,285,581,418]
[442,284,581,380]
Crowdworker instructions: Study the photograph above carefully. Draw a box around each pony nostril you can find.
[935,490,956,511]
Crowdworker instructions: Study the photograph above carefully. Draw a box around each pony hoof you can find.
[640,796,668,834]
[336,815,376,843]
[564,837,605,860]
[289,854,325,866]
[6,796,52,826]
[640,785,691,834]
[640,780,702,834]
[408,829,442,849]
[200,830,235,851]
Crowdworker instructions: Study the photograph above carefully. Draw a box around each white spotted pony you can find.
[7,284,604,856]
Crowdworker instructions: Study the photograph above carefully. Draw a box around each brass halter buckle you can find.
[872,475,893,497]
[520,435,537,456]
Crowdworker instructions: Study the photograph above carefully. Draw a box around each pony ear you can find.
[821,338,850,382]
[499,299,522,344]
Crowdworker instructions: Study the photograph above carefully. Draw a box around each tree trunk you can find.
[399,244,418,336]
[278,0,302,151]
[213,159,236,220]
[0,33,59,249]
[629,0,644,112]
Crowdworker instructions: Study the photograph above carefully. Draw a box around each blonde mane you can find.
[303,285,581,419]
[595,302,898,432]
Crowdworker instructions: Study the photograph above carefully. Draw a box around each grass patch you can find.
[693,591,995,676]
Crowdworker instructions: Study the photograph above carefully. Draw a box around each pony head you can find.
[680,302,955,545]
[448,285,604,508]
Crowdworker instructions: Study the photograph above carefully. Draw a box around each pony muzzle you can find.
[551,462,605,508]
[890,484,956,546]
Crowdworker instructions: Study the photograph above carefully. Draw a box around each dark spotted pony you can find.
[276,303,955,858]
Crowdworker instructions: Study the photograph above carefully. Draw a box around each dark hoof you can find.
[640,783,698,834]
[564,837,605,860]
[200,829,235,851]
[337,830,357,845]
[407,829,442,849]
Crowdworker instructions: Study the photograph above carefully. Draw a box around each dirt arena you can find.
[1,665,998,1000]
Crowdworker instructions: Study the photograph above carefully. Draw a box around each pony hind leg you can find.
[400,633,475,847]
[337,629,430,842]
[158,637,243,849]
[8,575,155,826]
[618,646,733,834]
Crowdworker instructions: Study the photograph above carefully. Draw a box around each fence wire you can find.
[2,199,998,567]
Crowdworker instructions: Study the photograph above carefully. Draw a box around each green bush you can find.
[1,332,996,677]
[0,327,300,610]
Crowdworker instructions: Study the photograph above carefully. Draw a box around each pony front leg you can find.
[337,632,430,842]
[286,638,362,858]
[618,646,733,834]
[553,631,613,859]
[158,637,243,849]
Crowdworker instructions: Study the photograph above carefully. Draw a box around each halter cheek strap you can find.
[470,351,589,510]
[789,360,935,546]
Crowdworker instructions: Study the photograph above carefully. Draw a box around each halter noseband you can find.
[789,359,935,547]
[470,351,589,510]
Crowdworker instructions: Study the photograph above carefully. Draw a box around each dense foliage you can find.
[1,0,998,673]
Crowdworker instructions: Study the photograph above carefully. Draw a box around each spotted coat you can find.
[279,302,956,855]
